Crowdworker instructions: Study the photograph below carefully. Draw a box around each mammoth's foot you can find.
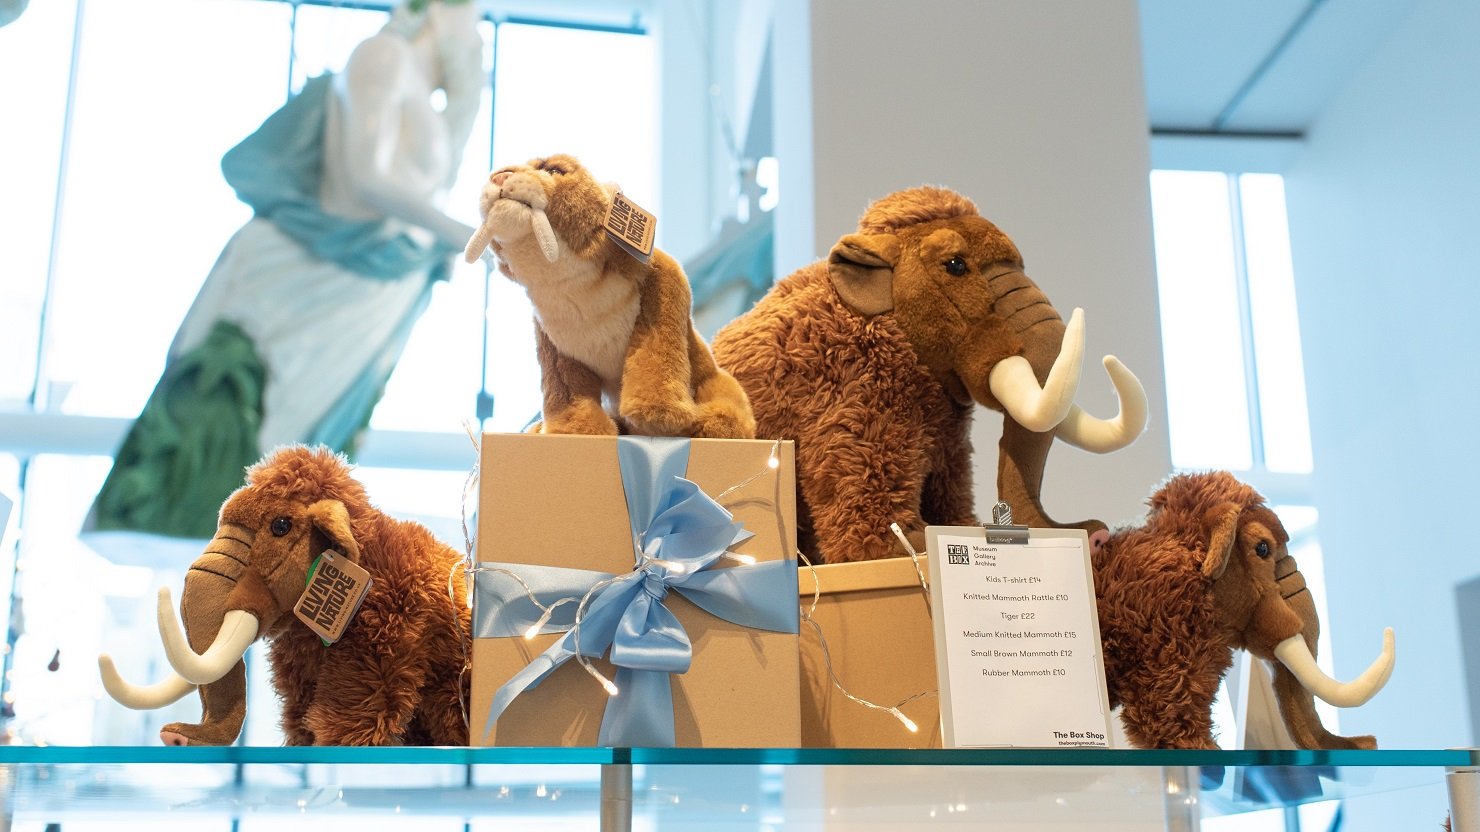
[543,399,619,436]
[620,396,698,438]
[160,719,239,747]
[691,400,756,439]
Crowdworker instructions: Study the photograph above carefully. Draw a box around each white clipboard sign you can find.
[926,524,1113,748]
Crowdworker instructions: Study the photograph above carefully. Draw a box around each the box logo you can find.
[947,544,970,565]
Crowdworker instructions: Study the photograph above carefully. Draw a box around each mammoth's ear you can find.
[304,499,362,564]
[1202,502,1242,580]
[827,233,900,317]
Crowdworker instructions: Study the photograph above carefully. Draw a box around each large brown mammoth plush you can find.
[98,446,470,746]
[1096,471,1395,749]
[712,187,1147,562]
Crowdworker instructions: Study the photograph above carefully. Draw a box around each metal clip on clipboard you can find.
[983,502,1029,545]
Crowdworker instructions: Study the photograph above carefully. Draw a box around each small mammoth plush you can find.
[99,446,471,746]
[1095,471,1395,749]
[463,153,755,439]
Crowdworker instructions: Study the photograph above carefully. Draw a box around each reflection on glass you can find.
[1201,807,1287,831]
[1240,173,1314,474]
[1150,170,1255,470]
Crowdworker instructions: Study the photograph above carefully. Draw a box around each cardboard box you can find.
[799,555,942,748]
[472,433,800,747]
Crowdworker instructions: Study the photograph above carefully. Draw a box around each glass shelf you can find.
[0,747,1470,830]
[0,745,1473,767]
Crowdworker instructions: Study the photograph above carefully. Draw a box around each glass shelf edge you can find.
[0,746,1471,768]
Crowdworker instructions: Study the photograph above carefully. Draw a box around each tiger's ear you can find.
[827,233,899,316]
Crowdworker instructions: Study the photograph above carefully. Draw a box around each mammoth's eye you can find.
[1255,540,1271,558]
[270,516,293,537]
[944,256,968,277]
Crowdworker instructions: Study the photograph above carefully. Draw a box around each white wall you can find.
[772,0,1172,532]
[1285,0,1480,826]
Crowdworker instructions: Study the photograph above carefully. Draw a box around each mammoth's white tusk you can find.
[988,307,1085,432]
[463,217,498,264]
[97,655,196,710]
[1053,355,1149,452]
[1274,627,1395,708]
[157,587,260,686]
[530,207,559,263]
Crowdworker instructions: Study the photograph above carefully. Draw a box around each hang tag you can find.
[293,550,372,645]
[604,191,656,264]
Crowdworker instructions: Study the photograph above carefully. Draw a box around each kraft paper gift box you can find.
[471,433,801,748]
[799,555,942,748]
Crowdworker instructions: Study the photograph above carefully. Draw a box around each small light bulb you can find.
[727,553,757,566]
[525,605,557,639]
[892,708,919,733]
[767,456,779,469]
[581,661,620,697]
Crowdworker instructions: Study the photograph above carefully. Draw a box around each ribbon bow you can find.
[475,436,798,747]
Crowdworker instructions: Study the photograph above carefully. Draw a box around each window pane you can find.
[369,18,496,434]
[1149,170,1254,470]
[353,465,472,551]
[491,23,656,207]
[1240,173,1314,474]
[44,0,290,417]
[289,4,387,93]
[0,0,78,405]
[481,23,656,432]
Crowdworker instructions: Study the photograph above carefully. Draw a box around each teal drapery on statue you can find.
[88,74,454,542]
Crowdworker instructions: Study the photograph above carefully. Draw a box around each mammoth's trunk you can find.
[97,523,261,746]
[1264,562,1391,749]
[990,306,1106,537]
[167,563,251,746]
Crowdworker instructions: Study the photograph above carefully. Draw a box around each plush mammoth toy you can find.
[99,446,470,746]
[463,153,755,439]
[1096,471,1395,749]
[712,186,1147,562]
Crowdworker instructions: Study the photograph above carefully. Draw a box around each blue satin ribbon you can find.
[475,436,798,747]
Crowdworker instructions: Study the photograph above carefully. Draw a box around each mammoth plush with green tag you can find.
[98,446,471,746]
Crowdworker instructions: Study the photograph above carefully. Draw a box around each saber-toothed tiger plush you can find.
[464,154,755,439]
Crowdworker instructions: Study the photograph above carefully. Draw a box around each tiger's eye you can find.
[271,516,292,537]
[945,256,968,276]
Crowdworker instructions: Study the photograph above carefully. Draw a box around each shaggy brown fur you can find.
[711,260,978,561]
[714,186,1112,563]
[157,446,470,746]
[1096,471,1377,750]
[465,153,754,439]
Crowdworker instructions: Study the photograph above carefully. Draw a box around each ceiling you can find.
[1138,0,1417,134]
